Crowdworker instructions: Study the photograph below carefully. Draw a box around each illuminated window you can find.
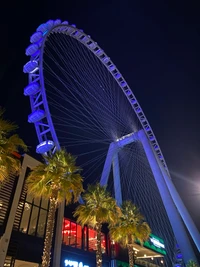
[20,202,31,234]
[88,228,97,251]
[83,226,87,251]
[63,219,71,246]
[62,218,107,254]
[37,209,48,237]
[77,224,82,249]
[19,194,49,238]
[28,206,39,235]
[88,228,106,253]
[62,219,82,249]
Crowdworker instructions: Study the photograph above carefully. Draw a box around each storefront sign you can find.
[143,234,166,255]
[149,236,165,249]
[64,259,89,267]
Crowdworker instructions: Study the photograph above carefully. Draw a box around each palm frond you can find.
[0,108,18,135]
[109,201,151,247]
[26,149,83,203]
[74,183,120,230]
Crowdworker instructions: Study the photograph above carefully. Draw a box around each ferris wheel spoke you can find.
[23,20,177,266]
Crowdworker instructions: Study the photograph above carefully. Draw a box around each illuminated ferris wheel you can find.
[23,19,200,266]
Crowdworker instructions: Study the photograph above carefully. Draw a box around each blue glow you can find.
[23,60,38,73]
[176,253,183,259]
[121,81,127,87]
[54,19,62,26]
[43,30,48,36]
[36,140,54,154]
[26,44,39,56]
[62,21,69,25]
[115,73,121,79]
[46,20,54,30]
[131,99,137,104]
[28,110,45,123]
[30,31,43,43]
[36,23,47,33]
[24,82,40,96]
[109,65,115,71]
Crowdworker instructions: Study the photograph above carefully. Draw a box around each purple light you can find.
[25,44,39,56]
[28,110,45,123]
[30,31,43,43]
[24,82,40,96]
[114,73,121,79]
[36,140,54,154]
[54,19,62,26]
[36,23,48,33]
[121,81,127,87]
[109,65,115,71]
[131,99,137,104]
[126,90,131,96]
[23,60,38,74]
[46,20,54,29]
[62,21,69,25]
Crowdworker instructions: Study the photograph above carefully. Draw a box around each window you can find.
[28,206,39,236]
[20,202,31,234]
[62,219,82,249]
[88,229,106,253]
[77,224,82,249]
[83,226,87,251]
[19,194,49,238]
[70,222,77,247]
[37,209,48,238]
[62,218,106,254]
[88,228,97,251]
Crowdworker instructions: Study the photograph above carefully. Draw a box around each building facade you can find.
[0,154,165,267]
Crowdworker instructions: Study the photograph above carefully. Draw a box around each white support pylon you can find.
[159,162,200,253]
[138,129,197,264]
[113,153,122,206]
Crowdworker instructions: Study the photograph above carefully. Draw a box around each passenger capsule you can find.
[28,110,45,123]
[30,31,43,43]
[25,44,39,56]
[24,82,40,96]
[23,60,38,73]
[36,140,54,154]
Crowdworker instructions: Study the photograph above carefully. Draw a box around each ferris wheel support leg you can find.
[100,143,117,187]
[138,129,197,264]
[159,164,200,253]
[112,153,122,206]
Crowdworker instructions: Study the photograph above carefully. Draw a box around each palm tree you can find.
[74,183,120,267]
[0,108,27,182]
[187,260,199,267]
[109,201,151,267]
[26,149,84,267]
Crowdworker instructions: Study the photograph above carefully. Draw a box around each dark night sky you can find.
[1,0,200,235]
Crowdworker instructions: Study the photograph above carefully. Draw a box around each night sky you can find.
[1,0,200,239]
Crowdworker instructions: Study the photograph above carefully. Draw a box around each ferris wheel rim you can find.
[24,19,169,174]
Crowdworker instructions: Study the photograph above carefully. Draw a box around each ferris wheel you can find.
[23,19,199,266]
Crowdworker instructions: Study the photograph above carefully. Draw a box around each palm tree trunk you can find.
[42,190,58,267]
[127,244,134,267]
[96,223,102,267]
